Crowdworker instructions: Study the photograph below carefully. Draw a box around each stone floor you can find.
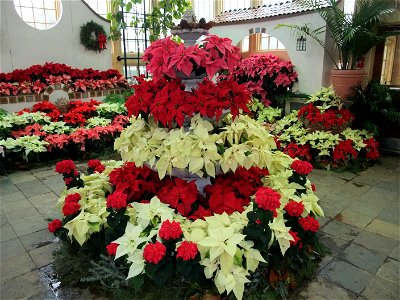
[0,155,399,299]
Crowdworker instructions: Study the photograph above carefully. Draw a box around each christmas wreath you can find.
[80,20,107,51]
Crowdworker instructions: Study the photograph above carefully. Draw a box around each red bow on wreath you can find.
[97,32,107,50]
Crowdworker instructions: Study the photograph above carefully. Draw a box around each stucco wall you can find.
[0,0,112,73]
[210,11,335,94]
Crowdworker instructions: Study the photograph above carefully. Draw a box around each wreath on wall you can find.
[80,20,107,52]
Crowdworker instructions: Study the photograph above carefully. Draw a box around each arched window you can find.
[192,0,215,22]
[13,0,62,30]
[223,0,251,11]
[260,33,285,50]
[83,0,110,18]
[242,36,250,52]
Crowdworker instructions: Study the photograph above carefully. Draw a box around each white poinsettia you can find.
[132,196,176,228]
[269,214,294,255]
[63,210,104,246]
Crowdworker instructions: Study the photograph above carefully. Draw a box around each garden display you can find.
[0,100,129,165]
[0,62,128,96]
[274,87,380,169]
[47,35,325,300]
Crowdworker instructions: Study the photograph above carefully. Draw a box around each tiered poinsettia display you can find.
[274,87,380,169]
[47,35,325,300]
[0,100,129,160]
[0,62,128,95]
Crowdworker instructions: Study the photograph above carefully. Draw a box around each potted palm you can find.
[277,0,397,99]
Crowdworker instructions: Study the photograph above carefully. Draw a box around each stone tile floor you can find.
[0,155,399,299]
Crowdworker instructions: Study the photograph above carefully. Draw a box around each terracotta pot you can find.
[330,69,367,100]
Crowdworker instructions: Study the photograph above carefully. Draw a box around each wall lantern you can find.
[296,36,306,51]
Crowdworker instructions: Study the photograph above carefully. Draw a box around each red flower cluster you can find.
[109,162,162,202]
[333,140,358,162]
[176,241,198,261]
[291,160,313,175]
[11,124,47,138]
[87,159,105,173]
[284,200,304,217]
[32,101,60,121]
[143,241,166,264]
[203,167,269,216]
[283,142,312,161]
[157,178,198,216]
[159,220,183,240]
[143,35,241,80]
[0,62,127,95]
[106,191,128,210]
[106,242,119,256]
[298,103,354,131]
[62,202,81,216]
[65,193,81,203]
[55,159,77,175]
[48,219,62,233]
[299,216,320,232]
[289,230,302,248]
[364,137,380,160]
[254,187,281,216]
[230,54,298,105]
[126,76,250,127]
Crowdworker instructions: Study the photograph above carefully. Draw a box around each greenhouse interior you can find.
[0,0,399,299]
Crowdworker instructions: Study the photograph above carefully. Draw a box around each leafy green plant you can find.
[276,0,397,70]
[103,89,133,105]
[350,81,400,136]
[108,0,191,41]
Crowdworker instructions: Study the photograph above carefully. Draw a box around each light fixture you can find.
[296,36,306,51]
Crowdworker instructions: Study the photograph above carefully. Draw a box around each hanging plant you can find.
[80,21,107,52]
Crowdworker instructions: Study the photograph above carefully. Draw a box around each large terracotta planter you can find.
[331,69,367,100]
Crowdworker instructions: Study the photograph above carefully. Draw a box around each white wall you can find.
[210,11,335,94]
[0,0,112,73]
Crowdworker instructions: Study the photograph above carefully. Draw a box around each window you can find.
[241,36,249,52]
[343,0,356,15]
[83,0,110,18]
[260,33,285,50]
[223,0,251,11]
[14,0,62,30]
[261,0,286,5]
[192,0,214,22]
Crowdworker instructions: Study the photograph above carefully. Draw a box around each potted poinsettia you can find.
[277,0,396,99]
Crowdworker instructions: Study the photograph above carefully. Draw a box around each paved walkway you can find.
[0,155,399,299]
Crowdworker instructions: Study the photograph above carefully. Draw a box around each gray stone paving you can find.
[0,155,399,299]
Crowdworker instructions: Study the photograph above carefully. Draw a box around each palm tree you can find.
[277,0,397,70]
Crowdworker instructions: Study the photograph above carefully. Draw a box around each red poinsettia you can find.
[254,187,281,216]
[176,241,198,261]
[284,200,304,217]
[48,219,62,233]
[107,191,128,210]
[364,137,379,160]
[283,142,312,161]
[333,140,358,162]
[157,178,199,216]
[106,242,119,256]
[299,215,320,232]
[291,160,313,175]
[159,220,183,240]
[143,241,166,264]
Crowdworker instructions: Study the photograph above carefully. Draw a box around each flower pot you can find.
[330,69,367,100]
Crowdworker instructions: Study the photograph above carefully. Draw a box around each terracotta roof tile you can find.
[213,0,330,24]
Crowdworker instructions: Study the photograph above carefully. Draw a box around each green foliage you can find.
[248,99,283,123]
[350,81,400,136]
[276,0,397,69]
[108,0,191,41]
[103,88,133,105]
[0,108,7,118]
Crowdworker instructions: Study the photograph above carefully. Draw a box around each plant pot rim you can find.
[331,69,366,74]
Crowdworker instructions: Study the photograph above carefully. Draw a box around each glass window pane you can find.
[35,23,47,30]
[277,41,285,49]
[269,36,277,49]
[19,0,32,7]
[21,7,34,21]
[242,36,249,52]
[44,0,55,9]
[34,8,46,23]
[34,0,45,9]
